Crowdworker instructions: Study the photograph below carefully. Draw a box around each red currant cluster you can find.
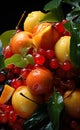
[0,104,24,130]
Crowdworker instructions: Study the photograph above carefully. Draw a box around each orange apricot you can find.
[0,84,15,104]
[26,67,54,95]
[32,22,60,50]
[10,31,34,54]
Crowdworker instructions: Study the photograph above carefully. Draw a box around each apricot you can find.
[26,68,54,95]
[24,11,45,32]
[32,22,60,50]
[10,31,34,54]
[55,36,71,62]
[0,84,15,104]
[63,89,80,118]
[12,86,42,118]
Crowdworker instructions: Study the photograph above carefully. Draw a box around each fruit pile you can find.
[0,0,80,130]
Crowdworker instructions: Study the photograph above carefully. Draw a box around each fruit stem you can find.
[20,92,41,105]
[63,88,75,100]
[15,11,26,30]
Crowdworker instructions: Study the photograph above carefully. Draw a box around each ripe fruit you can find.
[26,68,54,95]
[32,22,60,50]
[54,36,71,62]
[12,86,42,118]
[63,89,80,118]
[10,31,34,54]
[24,11,45,32]
[0,84,15,104]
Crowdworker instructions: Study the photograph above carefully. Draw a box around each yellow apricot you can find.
[24,11,45,32]
[12,86,42,118]
[63,89,80,118]
[54,36,71,63]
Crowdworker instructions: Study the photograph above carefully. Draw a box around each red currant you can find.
[34,53,45,65]
[11,78,23,89]
[61,60,71,71]
[2,45,13,58]
[46,49,55,59]
[50,58,59,69]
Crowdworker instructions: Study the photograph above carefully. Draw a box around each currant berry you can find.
[0,113,8,123]
[37,48,46,56]
[46,49,55,59]
[34,53,45,65]
[2,45,13,59]
[55,22,65,35]
[11,78,23,89]
[50,58,59,69]
[20,68,31,79]
[61,60,71,71]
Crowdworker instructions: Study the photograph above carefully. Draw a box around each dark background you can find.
[0,0,50,34]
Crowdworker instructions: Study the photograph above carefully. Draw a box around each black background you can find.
[0,0,50,34]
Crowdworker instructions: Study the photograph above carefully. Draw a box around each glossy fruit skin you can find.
[24,11,45,32]
[32,22,60,50]
[54,36,71,62]
[12,86,42,118]
[26,68,54,95]
[10,31,33,54]
[63,89,80,118]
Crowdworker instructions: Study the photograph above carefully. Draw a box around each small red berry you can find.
[61,60,71,71]
[34,53,45,65]
[50,58,59,69]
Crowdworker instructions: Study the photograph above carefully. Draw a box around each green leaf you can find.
[0,30,16,47]
[64,21,80,67]
[47,90,64,130]
[44,0,62,11]
[66,7,80,21]
[4,54,27,68]
[63,0,80,7]
[23,104,49,130]
[0,54,5,70]
[43,0,64,21]
[40,12,59,23]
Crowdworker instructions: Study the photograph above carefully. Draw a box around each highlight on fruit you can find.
[0,0,80,129]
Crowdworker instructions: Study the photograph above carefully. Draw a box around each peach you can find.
[32,22,60,50]
[10,31,34,54]
[26,68,54,95]
[12,86,42,118]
